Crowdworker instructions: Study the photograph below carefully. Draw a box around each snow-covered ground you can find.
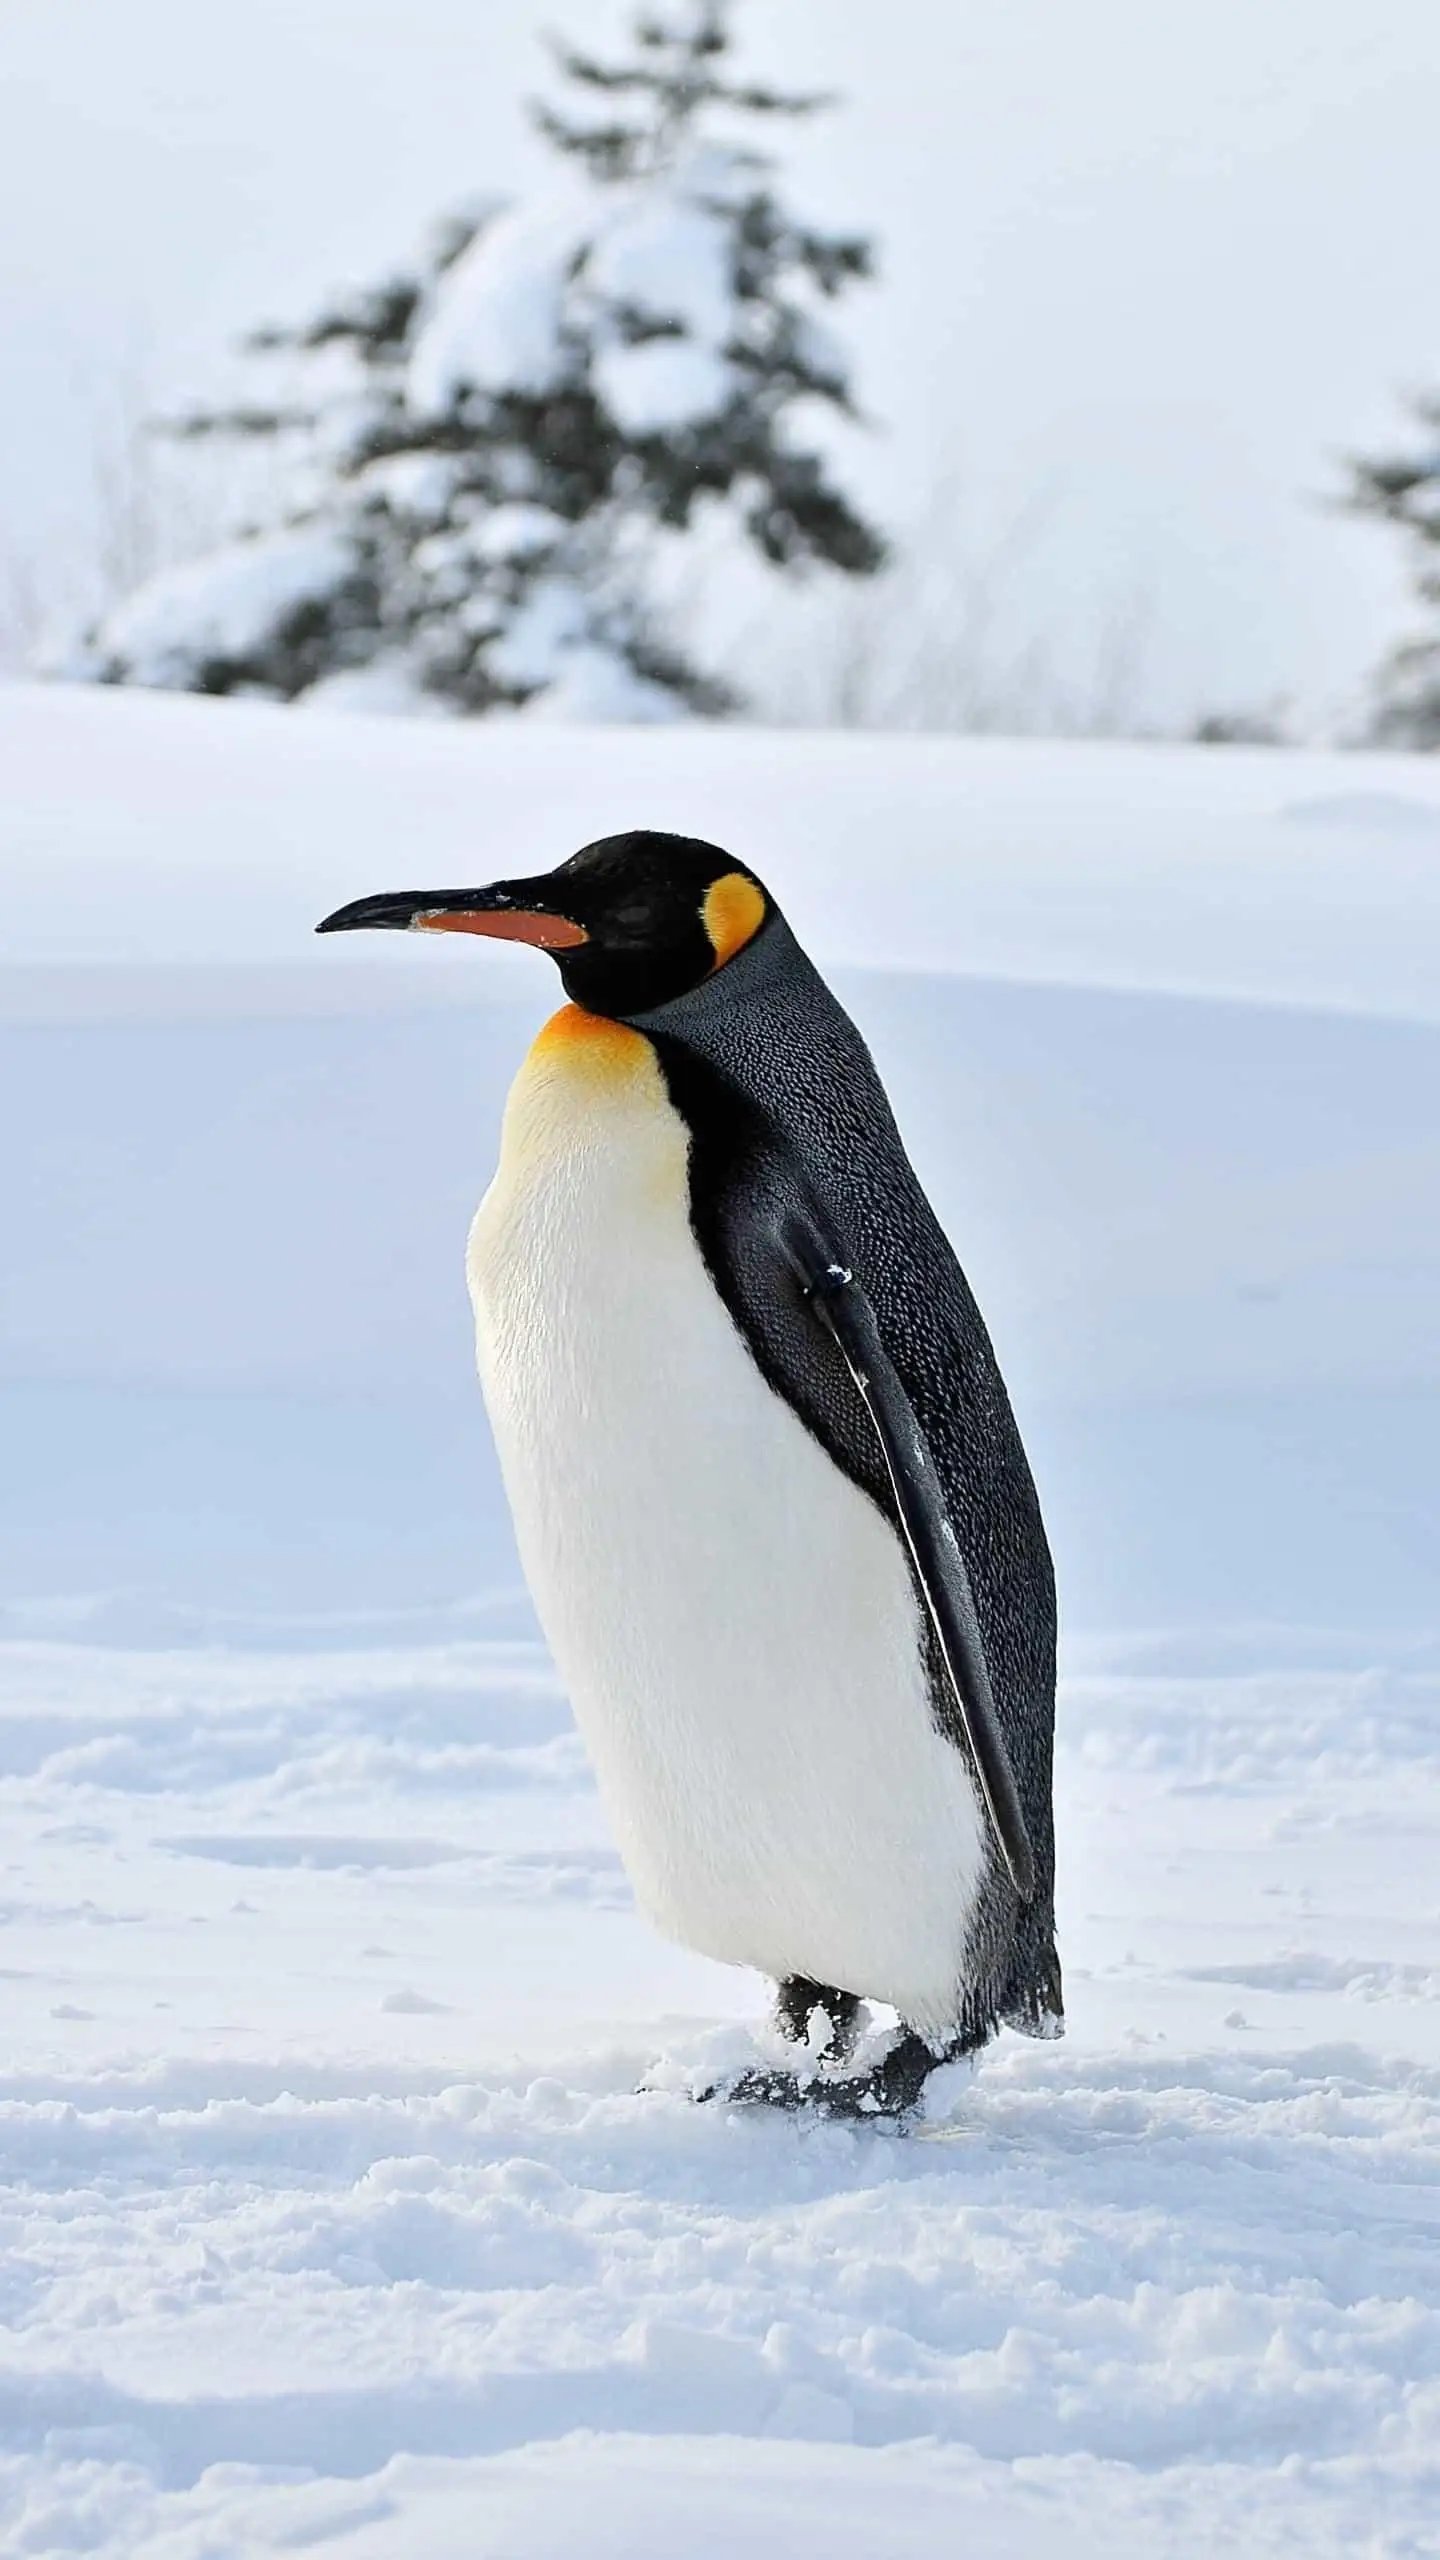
[1,686,1437,2554]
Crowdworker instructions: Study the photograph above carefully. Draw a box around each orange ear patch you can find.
[702,871,766,969]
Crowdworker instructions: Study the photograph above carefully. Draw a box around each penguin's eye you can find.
[609,899,657,937]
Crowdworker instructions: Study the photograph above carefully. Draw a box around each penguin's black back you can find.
[633,913,1061,2043]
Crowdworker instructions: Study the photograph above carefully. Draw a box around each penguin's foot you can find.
[773,1973,865,2065]
[698,2028,945,2124]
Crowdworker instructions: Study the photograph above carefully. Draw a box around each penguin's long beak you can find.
[315,883,588,949]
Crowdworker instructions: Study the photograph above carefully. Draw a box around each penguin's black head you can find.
[316,829,770,1017]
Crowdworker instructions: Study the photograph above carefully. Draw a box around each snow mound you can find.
[408,198,588,409]
[87,528,357,689]
[409,148,749,434]
[515,642,691,723]
[351,452,465,523]
[593,333,734,434]
[469,502,568,564]
[301,656,452,717]
[583,174,734,342]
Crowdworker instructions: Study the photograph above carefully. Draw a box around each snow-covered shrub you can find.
[68,1,884,721]
[1344,393,1440,748]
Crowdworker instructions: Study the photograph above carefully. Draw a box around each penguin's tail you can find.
[1000,1935,1065,2041]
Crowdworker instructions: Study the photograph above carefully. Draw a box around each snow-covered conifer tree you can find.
[67,1,883,720]
[1344,393,1440,748]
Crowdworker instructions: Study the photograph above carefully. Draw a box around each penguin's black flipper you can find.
[782,1212,1036,1907]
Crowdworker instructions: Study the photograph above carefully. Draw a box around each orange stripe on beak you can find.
[415,910,589,949]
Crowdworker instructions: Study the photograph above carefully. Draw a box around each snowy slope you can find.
[4,682,1436,1630]
[8,682,1439,1010]
[0,686,1437,2556]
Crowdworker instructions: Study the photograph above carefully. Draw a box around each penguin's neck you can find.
[528,1001,649,1080]
[491,1001,687,1206]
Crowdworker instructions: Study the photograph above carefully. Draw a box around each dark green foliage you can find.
[1343,393,1440,748]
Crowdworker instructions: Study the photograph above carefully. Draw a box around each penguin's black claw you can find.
[774,1975,866,2065]
[695,2030,944,2124]
[811,2031,939,2120]
[696,2064,812,2112]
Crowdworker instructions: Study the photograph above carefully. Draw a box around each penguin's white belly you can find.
[467,1007,986,2037]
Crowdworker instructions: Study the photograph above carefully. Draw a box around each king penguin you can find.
[318,832,1061,2116]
